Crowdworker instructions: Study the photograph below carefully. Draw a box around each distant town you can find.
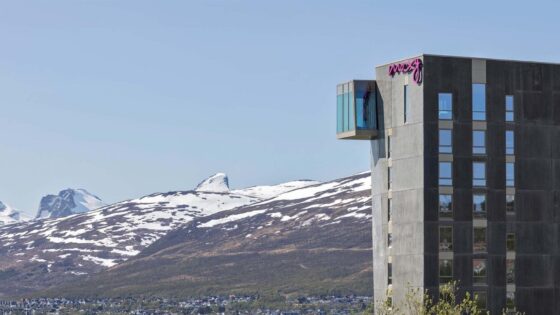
[0,295,371,315]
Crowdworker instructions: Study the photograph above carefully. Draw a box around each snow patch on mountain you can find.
[36,189,105,219]
[232,180,320,199]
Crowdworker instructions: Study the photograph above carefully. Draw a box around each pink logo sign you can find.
[388,58,423,85]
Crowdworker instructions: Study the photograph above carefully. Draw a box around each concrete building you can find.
[337,55,560,314]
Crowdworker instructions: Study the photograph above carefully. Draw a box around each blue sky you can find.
[1,1,559,215]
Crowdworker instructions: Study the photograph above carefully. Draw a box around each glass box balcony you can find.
[336,80,378,140]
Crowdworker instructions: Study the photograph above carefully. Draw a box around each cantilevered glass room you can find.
[336,80,378,140]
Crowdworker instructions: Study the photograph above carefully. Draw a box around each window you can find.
[438,93,453,120]
[388,233,392,248]
[439,162,452,186]
[506,292,515,310]
[388,198,392,222]
[473,259,487,284]
[506,162,515,187]
[506,130,515,155]
[506,194,515,215]
[404,85,410,123]
[388,262,392,285]
[439,259,453,283]
[475,291,487,310]
[507,233,516,251]
[439,129,452,153]
[473,130,486,155]
[506,95,514,122]
[506,259,515,284]
[388,167,392,189]
[387,136,391,158]
[473,162,486,187]
[439,226,453,252]
[473,84,486,121]
[439,194,453,218]
[473,194,486,218]
[473,227,487,253]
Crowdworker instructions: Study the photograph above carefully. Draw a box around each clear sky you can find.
[1,1,559,215]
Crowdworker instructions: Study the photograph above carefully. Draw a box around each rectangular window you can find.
[439,259,453,283]
[388,167,392,189]
[404,85,410,123]
[473,84,486,121]
[473,227,487,253]
[473,130,486,155]
[506,163,515,187]
[388,233,392,248]
[439,226,453,252]
[506,259,515,284]
[388,262,392,285]
[439,194,453,218]
[506,130,515,155]
[438,93,453,120]
[473,162,486,187]
[439,162,452,186]
[507,233,516,252]
[506,194,515,215]
[506,292,515,310]
[473,259,487,284]
[439,129,453,153]
[388,198,392,222]
[387,136,391,158]
[475,291,487,310]
[473,194,486,218]
[506,95,514,122]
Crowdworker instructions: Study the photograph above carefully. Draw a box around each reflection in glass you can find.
[473,194,486,218]
[439,259,453,283]
[473,227,487,253]
[473,259,487,284]
[507,233,516,251]
[439,194,453,218]
[506,292,515,310]
[472,84,486,121]
[439,226,453,252]
[439,93,453,120]
[475,291,487,310]
[507,259,515,284]
[506,194,515,214]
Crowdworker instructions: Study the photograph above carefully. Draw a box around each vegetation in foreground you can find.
[372,282,524,315]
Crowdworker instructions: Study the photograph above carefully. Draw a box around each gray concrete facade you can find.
[365,54,560,314]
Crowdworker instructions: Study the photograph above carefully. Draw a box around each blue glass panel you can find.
[348,92,355,131]
[473,84,486,121]
[473,162,486,186]
[506,131,514,155]
[343,92,349,132]
[337,94,343,133]
[439,162,452,186]
[438,93,452,120]
[439,129,452,153]
[506,95,514,122]
[506,162,515,187]
[356,92,365,129]
[473,194,486,217]
[473,130,486,155]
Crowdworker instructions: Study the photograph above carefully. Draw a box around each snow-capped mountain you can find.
[36,189,106,219]
[0,173,319,297]
[50,172,373,297]
[0,202,29,226]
